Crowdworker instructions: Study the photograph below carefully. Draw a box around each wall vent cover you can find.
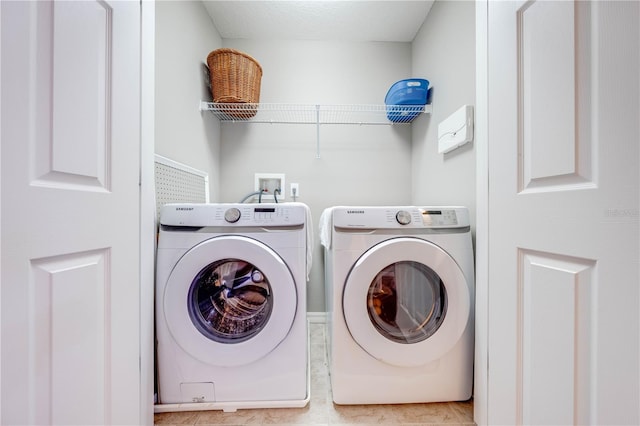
[154,155,209,221]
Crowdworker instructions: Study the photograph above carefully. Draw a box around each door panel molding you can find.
[31,249,111,425]
[517,1,596,194]
[30,1,113,191]
[517,249,595,425]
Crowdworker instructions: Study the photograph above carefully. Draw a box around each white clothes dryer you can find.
[155,203,309,411]
[321,206,474,405]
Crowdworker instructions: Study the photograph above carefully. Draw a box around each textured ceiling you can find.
[203,1,434,42]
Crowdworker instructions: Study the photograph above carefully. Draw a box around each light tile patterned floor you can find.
[154,323,475,425]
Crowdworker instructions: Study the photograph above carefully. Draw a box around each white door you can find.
[487,1,639,424]
[1,1,142,424]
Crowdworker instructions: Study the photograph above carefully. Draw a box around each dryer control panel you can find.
[332,206,469,229]
[160,203,306,227]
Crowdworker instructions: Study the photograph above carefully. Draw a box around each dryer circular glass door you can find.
[164,235,297,367]
[343,237,470,367]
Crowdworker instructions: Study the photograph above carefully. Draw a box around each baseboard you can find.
[307,312,327,323]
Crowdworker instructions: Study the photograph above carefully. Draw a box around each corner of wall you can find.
[409,0,476,234]
[154,0,222,203]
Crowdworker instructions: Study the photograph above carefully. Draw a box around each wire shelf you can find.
[199,102,432,125]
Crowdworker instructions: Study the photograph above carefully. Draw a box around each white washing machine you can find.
[321,206,474,405]
[155,203,310,411]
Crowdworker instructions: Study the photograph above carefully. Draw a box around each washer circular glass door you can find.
[164,235,297,367]
[343,237,470,367]
[187,258,273,344]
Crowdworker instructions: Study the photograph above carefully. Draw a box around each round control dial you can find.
[395,210,412,225]
[224,207,241,223]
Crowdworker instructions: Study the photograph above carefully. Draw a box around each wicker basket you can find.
[207,48,262,119]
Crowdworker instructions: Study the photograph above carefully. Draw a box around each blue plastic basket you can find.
[385,79,429,123]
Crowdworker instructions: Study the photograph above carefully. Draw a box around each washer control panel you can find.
[160,203,306,227]
[251,207,282,222]
[332,206,468,229]
[420,209,459,226]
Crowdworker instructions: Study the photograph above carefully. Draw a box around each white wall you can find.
[155,1,222,201]
[217,39,414,312]
[411,1,476,232]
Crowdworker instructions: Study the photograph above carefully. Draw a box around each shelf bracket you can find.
[315,104,321,159]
